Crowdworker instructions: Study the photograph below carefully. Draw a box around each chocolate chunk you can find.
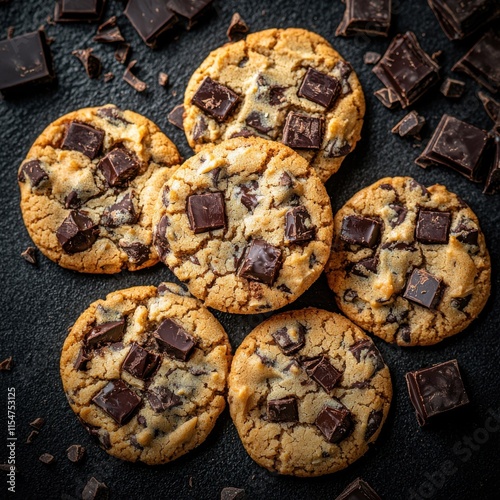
[99,148,140,187]
[352,256,378,277]
[220,487,246,500]
[120,242,150,266]
[54,0,105,23]
[167,0,213,28]
[81,477,108,500]
[0,357,12,371]
[297,67,340,108]
[147,386,181,413]
[427,0,499,40]
[239,181,259,211]
[192,77,240,122]
[125,0,178,47]
[406,359,469,426]
[227,12,249,42]
[154,215,170,259]
[484,138,500,195]
[282,112,324,149]
[344,289,358,302]
[416,115,489,181]
[335,477,382,500]
[391,111,425,138]
[193,116,208,141]
[29,417,45,430]
[340,215,382,247]
[478,91,500,124]
[416,210,451,244]
[269,85,287,106]
[336,0,392,37]
[373,32,440,108]
[451,294,472,311]
[364,409,383,441]
[272,324,306,355]
[388,203,408,227]
[56,210,98,254]
[245,111,272,134]
[122,344,160,380]
[237,239,282,286]
[72,48,102,79]
[373,87,399,109]
[92,380,141,425]
[123,60,147,92]
[39,453,55,465]
[409,178,430,197]
[440,78,466,99]
[18,160,48,187]
[324,137,351,158]
[285,206,315,243]
[302,355,342,391]
[403,268,443,309]
[451,218,479,245]
[94,16,124,43]
[187,192,226,233]
[21,247,37,265]
[364,51,381,65]
[26,430,39,443]
[168,104,185,130]
[452,30,500,93]
[66,444,86,463]
[74,347,90,371]
[396,324,412,343]
[101,193,138,228]
[114,43,130,65]
[62,122,104,159]
[280,172,293,187]
[96,106,130,125]
[267,396,298,422]
[382,242,416,252]
[315,404,353,443]
[87,319,126,347]
[154,319,196,361]
[0,31,55,94]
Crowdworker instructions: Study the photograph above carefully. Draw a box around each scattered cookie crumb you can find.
[158,72,169,87]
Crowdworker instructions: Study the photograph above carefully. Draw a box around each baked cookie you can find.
[18,105,181,273]
[152,137,333,314]
[326,177,491,346]
[60,283,231,465]
[183,28,365,183]
[228,308,392,477]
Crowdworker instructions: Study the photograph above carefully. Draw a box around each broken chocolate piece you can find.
[391,111,425,138]
[103,72,114,83]
[406,359,469,426]
[237,239,282,286]
[272,324,306,355]
[167,0,214,28]
[403,268,442,309]
[335,477,382,500]
[364,51,381,65]
[26,430,39,443]
[98,147,140,187]
[168,104,185,130]
[245,111,271,134]
[18,160,48,187]
[302,356,342,391]
[147,386,181,413]
[416,210,451,244]
[227,12,249,41]
[282,112,324,149]
[54,0,105,23]
[297,67,340,108]
[365,409,384,441]
[101,193,138,227]
[74,347,90,370]
[285,206,315,243]
[267,396,298,422]
[21,247,37,265]
[39,453,55,465]
[154,318,196,361]
[373,87,399,109]
[154,215,170,259]
[62,122,104,159]
[122,344,160,380]
[340,215,382,247]
[72,48,102,79]
[388,203,408,228]
[87,319,126,347]
[336,0,392,37]
[477,91,499,124]
[352,256,379,277]
[123,60,147,92]
[315,404,353,443]
[56,210,99,254]
[96,106,130,125]
[440,78,466,99]
[94,16,124,43]
[192,77,240,122]
[81,477,108,500]
[158,71,169,86]
[187,192,226,233]
[120,242,150,266]
[484,137,500,195]
[66,444,86,463]
[220,487,246,500]
[114,43,130,65]
[350,340,384,372]
[239,181,259,210]
[92,380,141,425]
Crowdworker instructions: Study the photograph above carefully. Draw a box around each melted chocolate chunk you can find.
[122,344,160,380]
[96,106,130,125]
[168,104,185,130]
[269,85,287,106]
[239,181,259,210]
[245,111,272,134]
[352,256,378,277]
[92,380,141,425]
[187,192,226,233]
[365,409,384,441]
[237,239,282,286]
[340,215,382,248]
[87,319,126,347]
[154,215,170,259]
[154,319,195,361]
[72,48,102,79]
[336,0,392,37]
[18,160,48,187]
[192,77,240,122]
[64,190,81,209]
[297,67,340,108]
[406,359,469,426]
[54,0,105,23]
[335,477,382,500]
[403,268,443,309]
[416,210,451,244]
[56,210,99,254]
[315,404,353,443]
[282,112,324,149]
[120,242,150,265]
[388,203,408,228]
[147,386,181,413]
[272,324,306,355]
[267,396,298,422]
[451,218,479,245]
[101,193,138,227]
[301,356,342,391]
[99,147,140,187]
[62,122,104,159]
[450,294,472,311]
[285,206,315,243]
[409,179,430,197]
[350,340,384,372]
[396,324,412,344]
[193,116,208,141]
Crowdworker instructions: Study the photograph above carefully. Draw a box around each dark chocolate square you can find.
[335,477,382,500]
[154,319,195,361]
[187,192,226,233]
[336,0,392,37]
[403,268,442,309]
[54,0,105,23]
[416,210,451,244]
[92,380,142,425]
[98,148,140,187]
[282,112,324,149]
[237,239,282,286]
[340,215,382,247]
[302,356,342,391]
[122,344,160,380]
[86,319,126,347]
[267,396,298,422]
[191,77,240,122]
[315,404,353,443]
[285,206,315,243]
[297,67,341,108]
[18,160,48,187]
[62,122,104,160]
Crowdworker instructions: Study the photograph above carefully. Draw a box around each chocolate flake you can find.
[365,409,383,441]
[364,51,381,65]
[374,87,399,109]
[267,396,298,422]
[297,67,340,108]
[237,239,282,286]
[94,16,124,43]
[99,148,140,187]
[147,386,181,413]
[21,247,37,265]
[440,78,466,99]
[122,344,160,380]
[285,206,315,243]
[62,122,104,159]
[168,104,185,130]
[220,487,246,500]
[26,430,39,443]
[81,477,108,500]
[87,319,126,347]
[192,77,240,122]
[154,318,196,361]
[92,380,141,425]
[416,210,451,244]
[340,215,382,247]
[67,444,86,463]
[72,48,102,79]
[103,72,114,83]
[315,404,353,443]
[158,71,169,87]
[403,268,443,309]
[74,347,90,371]
[283,112,324,149]
[56,210,99,254]
[227,12,249,42]
[187,192,226,233]
[123,60,147,92]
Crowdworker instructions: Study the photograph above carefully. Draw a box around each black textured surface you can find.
[1,1,499,499]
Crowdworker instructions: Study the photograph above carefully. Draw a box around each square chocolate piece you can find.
[416,210,451,244]
[267,396,299,422]
[336,0,392,37]
[86,319,126,347]
[297,67,341,108]
[122,344,160,380]
[92,380,141,425]
[406,359,469,426]
[282,112,324,149]
[285,206,315,243]
[340,215,382,248]
[62,122,105,160]
[335,477,382,500]
[154,319,195,361]
[315,404,353,443]
[303,356,342,391]
[54,0,105,23]
[191,77,240,122]
[56,210,99,254]
[373,32,440,108]
[416,114,489,182]
[403,268,442,309]
[18,160,48,187]
[167,0,214,28]
[0,31,55,93]
[187,192,226,233]
[98,147,140,187]
[237,239,282,286]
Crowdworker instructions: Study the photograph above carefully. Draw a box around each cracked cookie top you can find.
[183,28,365,183]
[228,308,392,477]
[60,283,231,465]
[326,177,491,346]
[18,105,181,273]
[152,137,334,314]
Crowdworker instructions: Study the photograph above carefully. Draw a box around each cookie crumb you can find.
[158,72,169,87]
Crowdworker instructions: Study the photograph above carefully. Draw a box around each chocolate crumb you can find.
[67,444,86,463]
[123,60,147,92]
[392,111,425,138]
[168,104,185,130]
[0,357,13,371]
[114,43,130,65]
[39,453,55,465]
[26,430,39,443]
[103,72,114,83]
[227,13,249,42]
[221,487,246,500]
[364,51,381,65]
[30,417,45,430]
[72,48,102,79]
[94,16,124,44]
[158,72,169,87]
[21,247,37,265]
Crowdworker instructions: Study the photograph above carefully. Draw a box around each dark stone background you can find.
[0,1,499,499]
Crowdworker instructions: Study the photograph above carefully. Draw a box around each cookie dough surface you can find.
[228,308,392,477]
[152,137,333,314]
[60,284,231,465]
[183,28,365,182]
[18,105,181,273]
[326,177,491,346]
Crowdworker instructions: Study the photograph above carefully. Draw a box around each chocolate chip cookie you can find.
[326,177,491,346]
[152,136,334,314]
[183,28,365,182]
[60,283,231,464]
[18,105,181,273]
[228,308,392,477]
